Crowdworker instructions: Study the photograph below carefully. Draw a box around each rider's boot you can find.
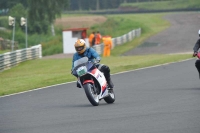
[107,77,114,90]
[99,65,114,90]
[77,81,81,88]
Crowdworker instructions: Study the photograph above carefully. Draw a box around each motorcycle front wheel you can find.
[83,83,99,106]
[104,89,115,104]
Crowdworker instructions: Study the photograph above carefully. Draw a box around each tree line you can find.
[0,0,69,34]
[69,0,171,10]
[0,0,169,34]
[1,0,171,11]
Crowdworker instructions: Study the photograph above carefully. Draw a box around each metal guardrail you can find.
[0,44,42,72]
[0,28,140,72]
[93,28,141,54]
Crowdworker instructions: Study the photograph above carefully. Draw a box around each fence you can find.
[0,44,42,72]
[0,28,141,72]
[92,28,141,54]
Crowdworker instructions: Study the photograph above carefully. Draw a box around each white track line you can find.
[0,58,194,98]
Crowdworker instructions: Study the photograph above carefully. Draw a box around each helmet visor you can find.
[75,46,84,51]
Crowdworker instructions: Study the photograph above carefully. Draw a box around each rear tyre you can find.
[104,89,115,104]
[83,83,99,106]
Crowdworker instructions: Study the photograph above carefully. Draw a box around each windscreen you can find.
[74,57,88,68]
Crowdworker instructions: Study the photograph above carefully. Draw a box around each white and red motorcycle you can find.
[72,57,115,106]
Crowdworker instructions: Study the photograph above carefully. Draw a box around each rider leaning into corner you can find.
[71,39,114,90]
[193,29,200,78]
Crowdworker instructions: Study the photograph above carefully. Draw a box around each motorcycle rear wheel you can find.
[83,83,99,106]
[104,89,115,104]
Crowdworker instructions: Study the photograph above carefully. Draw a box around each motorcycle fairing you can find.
[87,68,108,97]
[101,83,107,96]
[90,68,97,75]
[83,80,94,84]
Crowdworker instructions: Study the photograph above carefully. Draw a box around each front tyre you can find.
[104,90,115,104]
[83,83,99,106]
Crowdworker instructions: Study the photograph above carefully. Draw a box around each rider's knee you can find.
[101,65,110,73]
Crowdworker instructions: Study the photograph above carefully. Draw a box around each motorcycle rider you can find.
[193,29,200,78]
[72,39,114,90]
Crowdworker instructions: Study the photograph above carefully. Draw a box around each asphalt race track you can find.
[1,59,200,133]
[124,12,200,55]
[1,12,200,133]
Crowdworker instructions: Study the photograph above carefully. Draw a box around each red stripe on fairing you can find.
[83,80,94,84]
[101,83,107,95]
[90,68,97,75]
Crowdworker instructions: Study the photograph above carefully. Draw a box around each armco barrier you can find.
[0,44,42,72]
[92,28,141,55]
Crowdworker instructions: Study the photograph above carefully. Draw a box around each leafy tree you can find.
[0,0,28,9]
[27,0,69,34]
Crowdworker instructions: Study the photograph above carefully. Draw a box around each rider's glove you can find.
[96,59,100,63]
[96,57,101,63]
[193,52,197,57]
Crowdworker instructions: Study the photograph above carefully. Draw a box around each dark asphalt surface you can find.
[124,12,200,55]
[1,12,200,133]
[1,59,200,133]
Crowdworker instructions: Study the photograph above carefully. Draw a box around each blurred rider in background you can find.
[193,29,200,78]
[72,39,114,90]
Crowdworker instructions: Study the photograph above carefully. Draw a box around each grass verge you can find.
[0,12,193,96]
[108,13,170,56]
[0,54,192,96]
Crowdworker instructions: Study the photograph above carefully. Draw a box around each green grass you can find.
[0,12,192,96]
[0,58,75,95]
[0,50,11,54]
[109,13,170,56]
[120,0,200,10]
[0,54,192,96]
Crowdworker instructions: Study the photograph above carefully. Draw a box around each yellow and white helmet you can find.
[74,39,86,54]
